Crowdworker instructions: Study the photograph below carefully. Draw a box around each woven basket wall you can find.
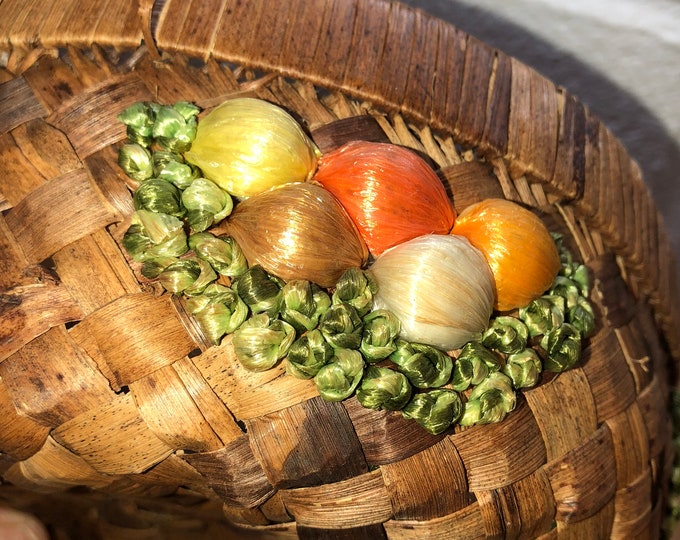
[1,0,679,538]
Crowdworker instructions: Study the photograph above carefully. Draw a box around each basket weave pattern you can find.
[1,0,679,538]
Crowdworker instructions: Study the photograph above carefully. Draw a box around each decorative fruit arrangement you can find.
[116,97,595,435]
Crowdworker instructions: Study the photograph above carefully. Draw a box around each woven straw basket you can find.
[2,0,680,538]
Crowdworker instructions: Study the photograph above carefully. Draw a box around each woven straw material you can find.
[1,0,679,538]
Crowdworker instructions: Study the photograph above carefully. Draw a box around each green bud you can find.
[503,348,542,389]
[550,276,581,309]
[356,366,412,411]
[133,209,185,246]
[280,280,331,333]
[118,102,156,146]
[118,102,154,132]
[482,316,529,354]
[360,309,401,362]
[451,342,501,392]
[157,258,201,294]
[553,237,590,299]
[153,151,199,190]
[183,257,218,296]
[182,178,234,232]
[540,323,582,372]
[140,256,177,279]
[172,100,201,122]
[158,256,216,295]
[118,143,153,181]
[332,267,377,316]
[459,372,516,426]
[122,210,188,262]
[189,232,248,278]
[232,265,283,318]
[551,232,568,261]
[570,264,590,298]
[185,283,248,344]
[232,313,296,371]
[282,280,316,327]
[319,303,364,349]
[314,348,365,401]
[402,389,463,435]
[121,223,153,262]
[285,329,334,379]
[312,286,332,317]
[152,104,197,152]
[390,340,453,389]
[133,178,185,217]
[568,296,596,338]
[518,295,565,337]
